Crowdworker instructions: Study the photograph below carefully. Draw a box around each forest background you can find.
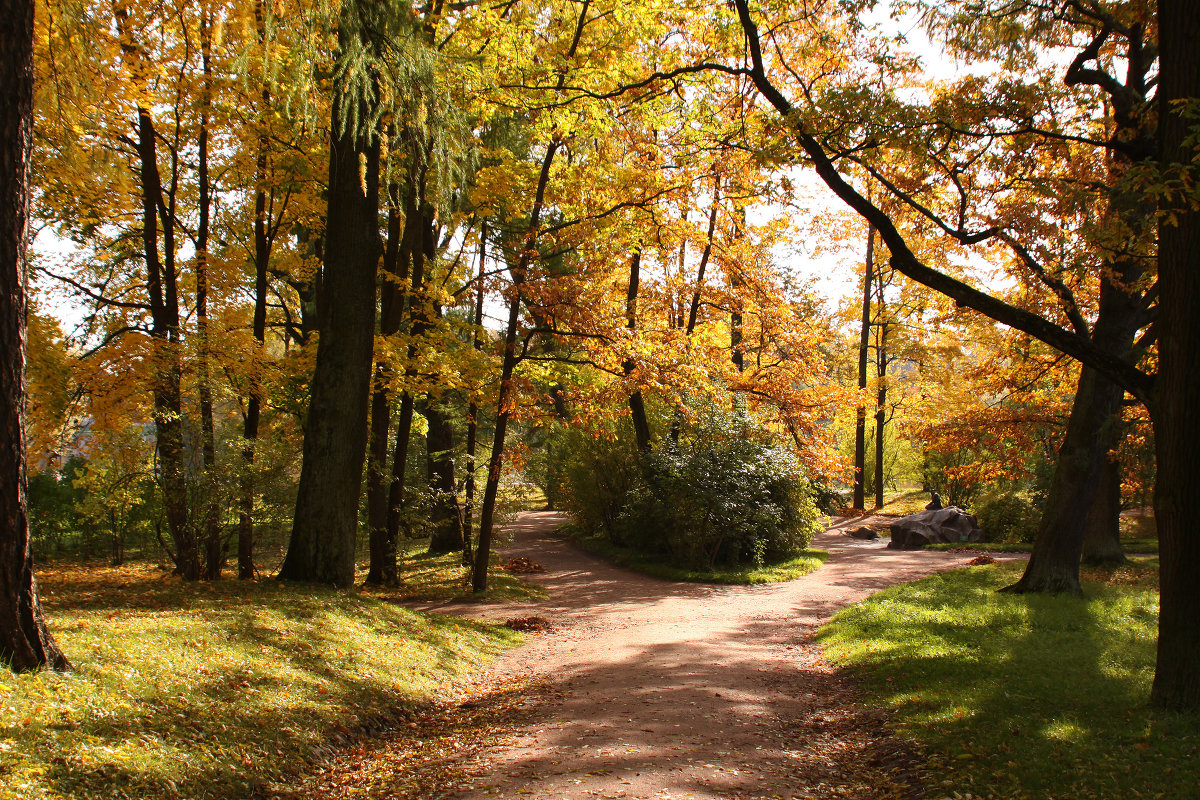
[4,0,1200,716]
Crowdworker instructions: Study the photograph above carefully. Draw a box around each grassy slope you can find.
[0,556,533,800]
[819,559,1198,799]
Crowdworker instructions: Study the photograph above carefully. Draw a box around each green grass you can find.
[375,537,548,603]
[925,541,1035,553]
[819,558,1199,799]
[1,562,525,800]
[566,527,827,584]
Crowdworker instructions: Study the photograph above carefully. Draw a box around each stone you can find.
[848,526,878,540]
[888,506,983,550]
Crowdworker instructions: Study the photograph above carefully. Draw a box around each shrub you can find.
[974,490,1040,544]
[541,422,643,540]
[616,416,821,570]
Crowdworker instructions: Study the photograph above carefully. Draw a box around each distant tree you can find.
[0,0,69,672]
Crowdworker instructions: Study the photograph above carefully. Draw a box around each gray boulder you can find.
[847,526,878,540]
[888,506,983,550]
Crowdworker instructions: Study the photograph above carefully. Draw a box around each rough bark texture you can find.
[281,61,381,587]
[1150,0,1200,711]
[0,0,69,672]
[1082,455,1125,565]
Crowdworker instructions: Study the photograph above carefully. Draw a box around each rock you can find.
[848,526,878,540]
[888,507,983,550]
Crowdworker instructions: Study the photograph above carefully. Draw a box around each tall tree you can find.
[0,0,68,672]
[852,223,873,510]
[724,0,1197,711]
[280,0,383,587]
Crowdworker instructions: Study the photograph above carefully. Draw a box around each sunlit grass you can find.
[0,563,524,800]
[819,558,1198,799]
[567,528,827,585]
[358,537,547,603]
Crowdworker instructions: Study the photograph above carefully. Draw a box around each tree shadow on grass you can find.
[816,563,1200,799]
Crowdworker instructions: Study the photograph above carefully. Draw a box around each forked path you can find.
[408,513,1023,800]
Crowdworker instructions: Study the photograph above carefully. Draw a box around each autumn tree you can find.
[0,0,68,672]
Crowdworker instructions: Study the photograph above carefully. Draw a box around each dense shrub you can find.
[538,422,643,539]
[974,491,1040,544]
[617,435,820,570]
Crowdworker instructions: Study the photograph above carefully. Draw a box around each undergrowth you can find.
[566,526,827,585]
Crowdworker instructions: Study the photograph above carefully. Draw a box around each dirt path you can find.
[385,512,1024,800]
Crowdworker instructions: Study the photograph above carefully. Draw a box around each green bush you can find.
[616,417,821,570]
[540,422,643,540]
[974,490,1040,543]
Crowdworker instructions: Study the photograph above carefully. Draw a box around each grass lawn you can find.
[566,527,827,584]
[819,559,1198,799]
[0,559,530,800]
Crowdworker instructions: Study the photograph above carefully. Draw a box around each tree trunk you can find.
[1082,454,1125,565]
[280,36,381,587]
[1003,363,1124,595]
[464,222,486,554]
[365,202,404,585]
[0,0,69,673]
[423,400,465,555]
[1150,0,1200,710]
[874,319,887,510]
[197,17,222,580]
[853,224,873,511]
[623,249,651,451]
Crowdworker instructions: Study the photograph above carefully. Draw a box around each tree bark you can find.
[1150,0,1200,711]
[280,23,382,586]
[422,399,465,555]
[874,318,887,510]
[365,201,404,585]
[853,224,874,510]
[197,15,222,580]
[623,248,651,452]
[1082,454,1125,565]
[0,0,69,672]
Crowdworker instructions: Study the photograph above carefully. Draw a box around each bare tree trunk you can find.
[365,201,403,585]
[853,224,874,510]
[463,222,486,557]
[281,16,382,586]
[623,248,651,451]
[874,318,887,510]
[0,0,69,672]
[1082,454,1125,565]
[423,399,465,554]
[1150,0,1200,709]
[197,15,222,580]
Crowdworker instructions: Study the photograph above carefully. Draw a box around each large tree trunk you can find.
[0,0,69,672]
[853,224,874,511]
[1150,0,1200,710]
[280,29,381,587]
[1003,362,1125,595]
[1081,454,1125,565]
